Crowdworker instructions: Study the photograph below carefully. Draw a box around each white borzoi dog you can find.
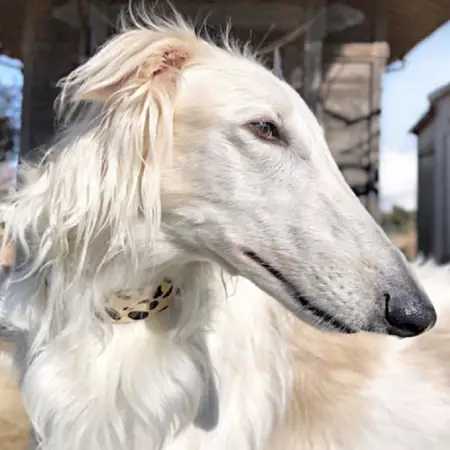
[0,10,448,450]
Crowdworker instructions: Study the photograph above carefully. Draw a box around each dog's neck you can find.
[7,234,293,450]
[8,247,224,449]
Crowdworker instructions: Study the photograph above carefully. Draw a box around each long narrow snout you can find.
[234,239,437,339]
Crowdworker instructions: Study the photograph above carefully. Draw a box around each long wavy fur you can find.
[0,9,267,450]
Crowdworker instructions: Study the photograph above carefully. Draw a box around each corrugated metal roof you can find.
[1,0,449,63]
[104,0,450,62]
[352,0,450,61]
[411,81,450,135]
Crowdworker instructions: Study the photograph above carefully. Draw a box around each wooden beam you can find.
[0,0,27,59]
[20,0,54,159]
[88,3,111,53]
[302,4,326,115]
[54,0,308,31]
[20,0,81,160]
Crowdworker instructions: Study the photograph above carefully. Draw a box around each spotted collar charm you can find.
[104,278,177,324]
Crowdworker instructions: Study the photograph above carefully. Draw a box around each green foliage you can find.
[381,205,416,234]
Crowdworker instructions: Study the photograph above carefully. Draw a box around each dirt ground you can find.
[389,229,417,261]
[0,342,31,450]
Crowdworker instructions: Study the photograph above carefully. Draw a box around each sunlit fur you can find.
[0,8,443,450]
[3,260,450,449]
[264,258,450,450]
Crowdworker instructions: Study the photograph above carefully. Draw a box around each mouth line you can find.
[241,249,356,334]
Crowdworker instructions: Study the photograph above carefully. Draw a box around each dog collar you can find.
[0,224,176,324]
[104,277,177,324]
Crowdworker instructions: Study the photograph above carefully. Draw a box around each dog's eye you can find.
[248,121,280,141]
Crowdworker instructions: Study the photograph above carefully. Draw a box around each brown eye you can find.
[248,121,280,141]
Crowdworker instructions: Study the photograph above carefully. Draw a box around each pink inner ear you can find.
[77,43,191,102]
[163,49,189,69]
[154,48,189,76]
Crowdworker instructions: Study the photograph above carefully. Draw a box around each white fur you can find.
[0,9,445,450]
[345,260,450,450]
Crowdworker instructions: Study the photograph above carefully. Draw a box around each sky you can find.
[380,20,450,212]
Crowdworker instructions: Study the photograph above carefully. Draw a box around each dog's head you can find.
[5,13,435,338]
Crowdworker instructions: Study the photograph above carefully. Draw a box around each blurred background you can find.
[0,0,450,446]
[2,0,450,264]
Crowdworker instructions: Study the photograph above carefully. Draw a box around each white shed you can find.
[412,82,450,263]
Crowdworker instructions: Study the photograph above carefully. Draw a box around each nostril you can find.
[384,292,436,338]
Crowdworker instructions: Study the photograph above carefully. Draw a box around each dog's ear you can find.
[46,30,199,260]
[69,35,194,103]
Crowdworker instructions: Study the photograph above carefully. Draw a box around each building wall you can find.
[17,0,386,222]
[321,42,387,223]
[434,96,450,262]
[417,94,450,263]
[276,8,387,222]
[417,123,435,258]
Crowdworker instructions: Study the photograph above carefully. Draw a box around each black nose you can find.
[384,292,437,338]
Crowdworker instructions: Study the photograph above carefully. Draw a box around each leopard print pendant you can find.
[104,278,176,323]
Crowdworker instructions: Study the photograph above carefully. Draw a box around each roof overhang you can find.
[1,0,449,63]
[343,0,450,62]
[411,81,450,135]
